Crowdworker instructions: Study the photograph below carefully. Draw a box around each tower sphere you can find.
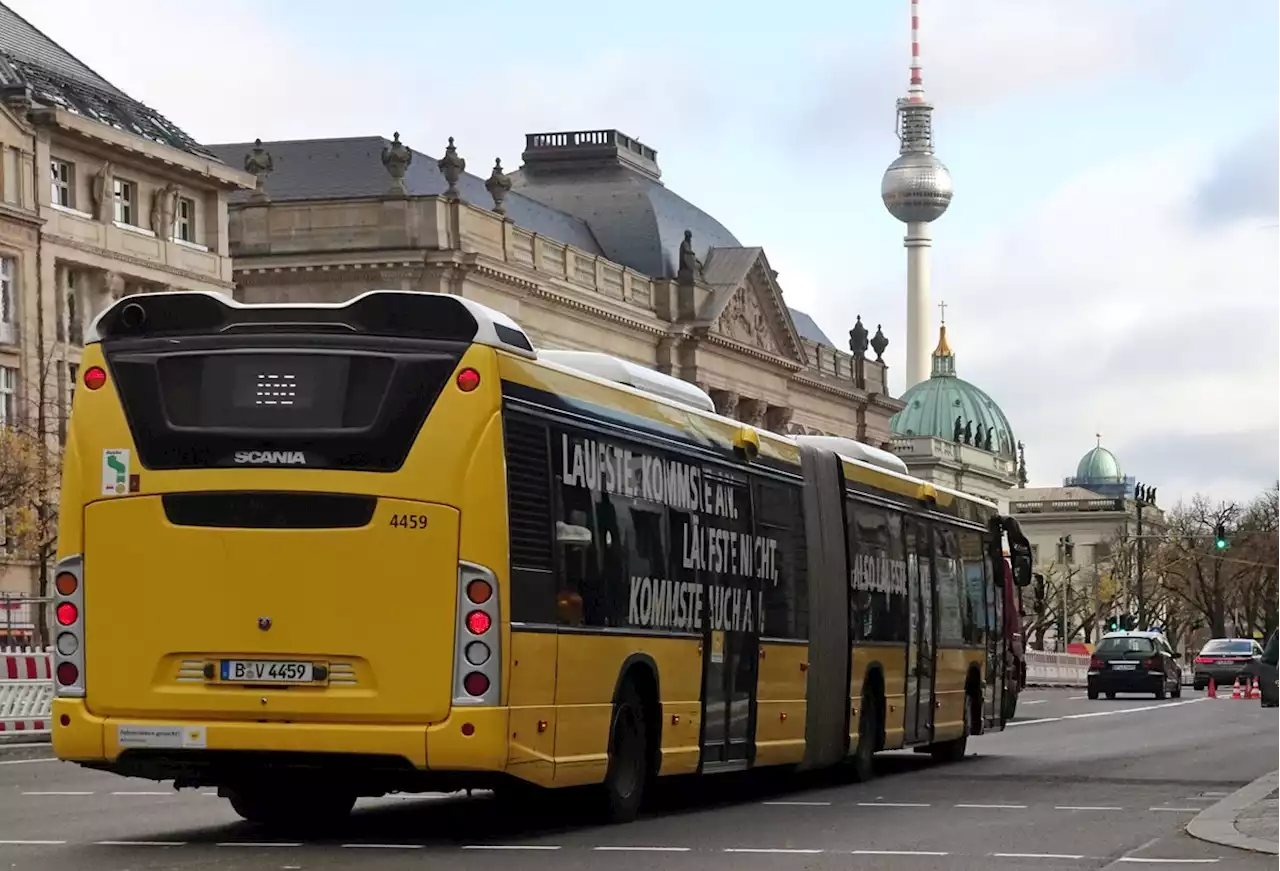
[881,151,953,224]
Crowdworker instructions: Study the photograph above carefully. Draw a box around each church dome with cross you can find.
[889,313,1017,460]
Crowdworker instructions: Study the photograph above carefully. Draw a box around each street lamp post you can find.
[1058,534,1074,651]
[1134,482,1157,631]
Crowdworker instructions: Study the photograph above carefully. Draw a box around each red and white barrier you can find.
[1024,650,1090,687]
[0,647,53,738]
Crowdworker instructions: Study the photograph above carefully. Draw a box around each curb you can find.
[0,740,55,762]
[1186,770,1279,855]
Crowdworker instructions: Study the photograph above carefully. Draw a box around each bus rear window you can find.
[105,334,465,471]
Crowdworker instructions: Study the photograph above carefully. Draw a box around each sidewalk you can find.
[1187,770,1279,855]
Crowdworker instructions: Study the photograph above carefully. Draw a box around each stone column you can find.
[765,405,793,434]
[737,398,766,428]
[711,389,739,418]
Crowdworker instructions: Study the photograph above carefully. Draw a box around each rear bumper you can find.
[52,698,509,780]
[1087,670,1164,693]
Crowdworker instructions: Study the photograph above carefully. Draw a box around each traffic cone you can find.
[1250,677,1261,700]
[1231,677,1243,699]
[1208,677,1217,698]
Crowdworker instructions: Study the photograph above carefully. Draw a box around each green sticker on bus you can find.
[102,449,130,496]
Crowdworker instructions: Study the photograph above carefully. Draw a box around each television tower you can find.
[881,0,953,389]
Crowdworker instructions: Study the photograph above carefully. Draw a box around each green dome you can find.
[889,326,1017,459]
[1076,443,1123,482]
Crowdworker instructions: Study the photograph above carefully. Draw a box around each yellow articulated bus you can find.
[50,290,1033,828]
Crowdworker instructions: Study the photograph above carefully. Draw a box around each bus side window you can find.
[957,529,987,646]
[932,527,965,647]
[847,502,908,643]
[503,414,558,625]
[756,479,808,640]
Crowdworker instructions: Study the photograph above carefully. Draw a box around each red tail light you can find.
[456,368,481,392]
[1090,656,1103,669]
[465,610,491,635]
[466,579,492,605]
[1195,656,1213,664]
[83,366,107,390]
[1142,658,1157,669]
[55,602,79,626]
[462,672,490,696]
[56,662,79,686]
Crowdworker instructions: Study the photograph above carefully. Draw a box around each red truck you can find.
[1001,557,1027,722]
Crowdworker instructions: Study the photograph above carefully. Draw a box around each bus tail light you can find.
[456,367,481,392]
[453,562,499,707]
[51,555,86,698]
[83,366,107,390]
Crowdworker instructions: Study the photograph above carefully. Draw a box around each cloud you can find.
[791,0,1181,152]
[1193,125,1280,228]
[1114,429,1279,509]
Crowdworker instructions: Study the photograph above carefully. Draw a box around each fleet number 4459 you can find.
[390,514,428,529]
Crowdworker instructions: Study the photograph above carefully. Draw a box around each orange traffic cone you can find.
[1231,677,1243,699]
[1208,677,1217,698]
[1250,677,1261,700]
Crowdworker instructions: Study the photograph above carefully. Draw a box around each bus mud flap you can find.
[797,444,850,770]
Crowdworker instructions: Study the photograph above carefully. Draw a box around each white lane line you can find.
[341,844,425,850]
[216,842,303,847]
[1008,697,1207,727]
[1150,807,1202,812]
[594,846,693,852]
[763,800,832,806]
[853,849,949,856]
[857,801,930,807]
[994,853,1086,860]
[724,848,824,854]
[462,845,562,851]
[1056,805,1124,811]
[1023,699,1048,705]
[1069,695,1087,700]
[956,803,1028,809]
[97,840,186,847]
[1201,791,1230,797]
[22,790,93,796]
[111,790,171,796]
[0,757,57,765]
[1116,859,1219,864]
[0,840,67,845]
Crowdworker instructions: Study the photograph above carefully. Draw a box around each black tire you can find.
[1087,687,1099,700]
[225,783,356,831]
[931,692,972,764]
[1000,689,1017,722]
[601,680,649,823]
[1155,682,1167,700]
[1171,682,1182,699]
[849,690,879,783]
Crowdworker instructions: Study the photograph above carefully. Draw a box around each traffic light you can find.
[1214,522,1228,550]
[1108,616,1119,631]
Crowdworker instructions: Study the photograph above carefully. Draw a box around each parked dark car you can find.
[1259,631,1278,708]
[1088,631,1182,700]
[1191,638,1263,691]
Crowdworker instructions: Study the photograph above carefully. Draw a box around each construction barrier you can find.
[0,647,53,739]
[1024,650,1090,687]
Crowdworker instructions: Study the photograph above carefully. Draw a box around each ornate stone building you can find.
[206,130,904,442]
[0,2,253,614]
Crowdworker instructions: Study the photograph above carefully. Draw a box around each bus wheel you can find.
[225,782,356,830]
[601,680,649,823]
[931,691,973,763]
[1001,689,1018,721]
[850,691,879,783]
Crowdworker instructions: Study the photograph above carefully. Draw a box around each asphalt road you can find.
[0,688,1274,870]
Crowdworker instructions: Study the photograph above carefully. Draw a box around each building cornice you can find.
[45,233,235,289]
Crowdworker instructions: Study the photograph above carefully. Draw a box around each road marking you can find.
[216,842,303,848]
[341,844,424,849]
[1116,859,1219,864]
[1056,805,1123,811]
[1023,699,1048,705]
[956,803,1028,809]
[857,801,930,807]
[462,845,562,850]
[1150,807,1201,812]
[994,853,1086,860]
[96,840,186,847]
[22,790,93,796]
[1069,695,1087,700]
[0,840,67,845]
[1008,697,1207,727]
[111,790,171,796]
[763,800,832,806]
[1201,791,1230,797]
[594,846,692,852]
[724,848,825,854]
[0,757,57,765]
[853,849,949,856]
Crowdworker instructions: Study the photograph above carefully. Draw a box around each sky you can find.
[11,0,1278,507]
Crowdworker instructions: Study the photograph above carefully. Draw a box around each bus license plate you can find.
[220,659,317,684]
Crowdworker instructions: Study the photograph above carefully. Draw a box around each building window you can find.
[1,146,18,205]
[0,366,16,427]
[50,159,73,208]
[113,178,135,224]
[0,257,14,340]
[175,196,195,242]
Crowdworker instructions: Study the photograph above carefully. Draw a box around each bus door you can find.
[701,617,758,771]
[984,559,1004,727]
[904,518,935,745]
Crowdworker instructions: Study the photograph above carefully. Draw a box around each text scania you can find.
[233,451,307,465]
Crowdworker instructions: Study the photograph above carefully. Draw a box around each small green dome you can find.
[890,326,1017,459]
[1076,443,1123,482]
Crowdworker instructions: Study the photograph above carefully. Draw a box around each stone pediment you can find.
[696,247,805,364]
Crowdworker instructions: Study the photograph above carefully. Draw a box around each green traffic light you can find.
[1215,538,1228,550]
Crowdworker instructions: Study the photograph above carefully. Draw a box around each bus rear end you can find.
[50,290,530,825]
